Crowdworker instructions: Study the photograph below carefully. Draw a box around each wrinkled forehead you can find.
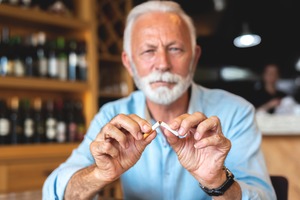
[133,12,187,31]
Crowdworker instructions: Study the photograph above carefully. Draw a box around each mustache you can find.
[145,71,182,83]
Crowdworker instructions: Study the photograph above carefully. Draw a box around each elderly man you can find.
[43,1,276,199]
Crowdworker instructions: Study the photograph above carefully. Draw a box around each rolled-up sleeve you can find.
[224,103,276,199]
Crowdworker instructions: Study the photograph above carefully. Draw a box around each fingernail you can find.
[194,132,200,140]
[178,127,185,136]
[169,122,177,129]
[143,124,151,132]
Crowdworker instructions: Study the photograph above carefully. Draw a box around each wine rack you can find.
[96,0,129,56]
[0,0,98,192]
[96,0,134,100]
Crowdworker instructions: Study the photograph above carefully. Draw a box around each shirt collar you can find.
[188,82,204,114]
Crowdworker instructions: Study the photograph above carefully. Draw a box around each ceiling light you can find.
[220,66,258,80]
[213,0,226,11]
[233,23,261,48]
[295,57,300,71]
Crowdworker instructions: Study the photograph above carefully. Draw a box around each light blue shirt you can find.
[43,83,276,200]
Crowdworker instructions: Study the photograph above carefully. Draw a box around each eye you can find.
[143,49,155,54]
[169,47,183,53]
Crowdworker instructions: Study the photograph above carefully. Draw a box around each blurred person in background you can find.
[252,63,287,113]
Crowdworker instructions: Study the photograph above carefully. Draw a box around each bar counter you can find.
[261,135,300,200]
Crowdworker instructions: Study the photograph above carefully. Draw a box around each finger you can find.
[90,141,119,158]
[99,123,128,149]
[144,121,161,139]
[194,134,231,150]
[194,116,221,140]
[110,114,148,141]
[143,129,157,141]
[169,112,207,137]
[128,114,152,139]
[143,129,156,139]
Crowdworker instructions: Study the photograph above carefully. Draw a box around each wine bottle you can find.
[45,99,57,142]
[75,100,85,141]
[0,99,10,145]
[36,32,48,78]
[47,39,58,79]
[0,0,10,5]
[9,97,24,144]
[20,0,32,8]
[8,0,19,6]
[38,0,53,11]
[0,27,10,77]
[11,36,25,77]
[67,39,78,81]
[77,41,87,81]
[23,35,34,77]
[23,99,34,143]
[55,98,67,143]
[33,97,46,143]
[29,0,40,9]
[65,100,77,142]
[56,36,68,81]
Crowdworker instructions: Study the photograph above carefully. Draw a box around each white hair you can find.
[123,0,197,60]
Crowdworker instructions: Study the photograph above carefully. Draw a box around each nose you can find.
[155,49,170,71]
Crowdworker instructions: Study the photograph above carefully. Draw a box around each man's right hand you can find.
[90,114,154,183]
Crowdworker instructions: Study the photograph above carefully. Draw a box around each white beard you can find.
[131,66,193,105]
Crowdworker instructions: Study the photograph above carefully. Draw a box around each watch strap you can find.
[199,166,235,196]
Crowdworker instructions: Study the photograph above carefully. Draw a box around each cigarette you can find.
[152,121,161,130]
[143,121,187,139]
[160,121,187,138]
[143,121,160,139]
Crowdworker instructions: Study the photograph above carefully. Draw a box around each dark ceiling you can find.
[173,0,300,78]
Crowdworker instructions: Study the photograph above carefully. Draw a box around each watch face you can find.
[225,167,234,178]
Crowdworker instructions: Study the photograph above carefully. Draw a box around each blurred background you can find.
[182,0,300,100]
[0,0,299,199]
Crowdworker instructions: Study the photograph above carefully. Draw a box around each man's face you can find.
[129,12,195,105]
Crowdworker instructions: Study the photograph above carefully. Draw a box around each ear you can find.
[192,45,201,72]
[122,51,133,76]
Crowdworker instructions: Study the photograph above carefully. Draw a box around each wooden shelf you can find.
[0,143,79,163]
[0,77,89,92]
[0,0,99,193]
[0,143,79,193]
[0,4,90,30]
[99,91,128,98]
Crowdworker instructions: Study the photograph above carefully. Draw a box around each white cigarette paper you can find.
[159,121,187,138]
[151,121,161,131]
[144,121,187,138]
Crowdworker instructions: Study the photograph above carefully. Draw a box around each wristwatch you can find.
[199,167,235,196]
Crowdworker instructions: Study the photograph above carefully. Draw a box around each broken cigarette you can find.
[143,121,187,139]
[143,121,160,138]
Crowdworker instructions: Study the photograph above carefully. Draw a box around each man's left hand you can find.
[165,112,231,188]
